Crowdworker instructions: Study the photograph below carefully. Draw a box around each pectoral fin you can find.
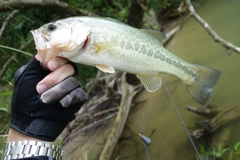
[95,64,115,73]
[136,74,162,92]
[95,42,118,53]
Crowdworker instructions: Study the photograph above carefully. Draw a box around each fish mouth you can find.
[31,30,49,50]
[40,32,50,42]
[31,29,57,66]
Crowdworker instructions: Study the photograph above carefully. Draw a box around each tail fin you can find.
[186,65,222,106]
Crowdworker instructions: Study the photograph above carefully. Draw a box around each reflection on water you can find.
[112,0,240,159]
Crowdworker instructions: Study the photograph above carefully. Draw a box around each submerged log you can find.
[187,104,240,138]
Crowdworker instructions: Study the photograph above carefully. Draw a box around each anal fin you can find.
[136,74,162,92]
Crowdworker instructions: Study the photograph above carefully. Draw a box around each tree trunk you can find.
[127,0,145,28]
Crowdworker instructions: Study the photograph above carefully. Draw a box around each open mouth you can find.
[31,29,52,65]
[40,33,49,42]
[31,30,51,49]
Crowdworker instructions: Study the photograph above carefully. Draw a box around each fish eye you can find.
[47,24,57,32]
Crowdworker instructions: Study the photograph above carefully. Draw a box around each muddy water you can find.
[111,0,240,159]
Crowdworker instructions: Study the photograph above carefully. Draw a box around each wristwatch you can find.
[1,141,63,160]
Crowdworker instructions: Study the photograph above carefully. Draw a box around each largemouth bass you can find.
[31,16,221,105]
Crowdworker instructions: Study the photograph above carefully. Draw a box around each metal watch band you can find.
[1,141,63,160]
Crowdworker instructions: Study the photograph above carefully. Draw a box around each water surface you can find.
[112,0,240,159]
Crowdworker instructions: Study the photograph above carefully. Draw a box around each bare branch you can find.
[0,0,97,16]
[0,38,33,78]
[99,73,142,160]
[0,10,19,42]
[185,0,240,54]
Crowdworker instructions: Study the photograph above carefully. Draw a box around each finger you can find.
[35,54,41,61]
[47,57,69,71]
[60,88,88,107]
[36,64,74,93]
[35,54,69,71]
[40,77,81,104]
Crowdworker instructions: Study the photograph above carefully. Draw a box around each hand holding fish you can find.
[35,55,72,93]
[9,56,88,142]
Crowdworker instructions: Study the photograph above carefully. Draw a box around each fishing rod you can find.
[162,79,202,160]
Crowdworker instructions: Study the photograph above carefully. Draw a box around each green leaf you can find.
[0,91,12,97]
[221,148,230,156]
[211,144,230,157]
[0,107,9,114]
[0,45,32,56]
[234,141,240,151]
[199,145,206,155]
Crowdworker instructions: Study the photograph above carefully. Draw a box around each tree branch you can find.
[185,0,240,55]
[99,73,142,160]
[0,10,19,42]
[0,0,96,16]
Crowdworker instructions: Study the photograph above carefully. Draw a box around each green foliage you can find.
[211,144,230,157]
[0,107,9,114]
[146,0,183,11]
[199,145,207,156]
[0,10,54,83]
[199,142,240,160]
[0,91,12,97]
[0,45,32,57]
[234,142,240,153]
[0,106,10,153]
[66,0,129,21]
[54,138,63,148]
[76,64,97,88]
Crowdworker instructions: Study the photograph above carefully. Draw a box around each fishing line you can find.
[125,100,175,159]
[141,112,151,160]
[162,79,202,160]
[143,142,151,160]
[79,77,152,146]
[127,114,175,159]
[125,121,152,146]
[78,75,176,159]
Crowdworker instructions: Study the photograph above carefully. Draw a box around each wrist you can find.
[7,128,52,144]
[3,129,63,160]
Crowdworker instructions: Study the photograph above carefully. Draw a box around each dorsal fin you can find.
[141,29,166,45]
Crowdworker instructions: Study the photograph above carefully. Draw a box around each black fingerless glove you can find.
[10,57,88,141]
